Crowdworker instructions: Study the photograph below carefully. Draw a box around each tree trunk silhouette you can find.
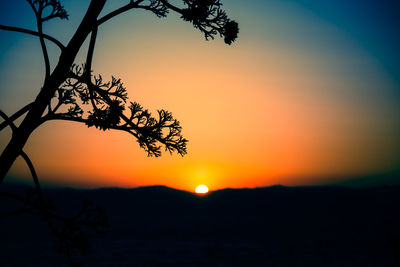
[0,0,238,184]
[0,1,238,264]
[0,0,106,183]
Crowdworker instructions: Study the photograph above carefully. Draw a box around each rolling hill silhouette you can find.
[1,184,400,266]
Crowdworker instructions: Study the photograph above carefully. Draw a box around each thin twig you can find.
[97,1,142,26]
[85,26,98,77]
[33,2,51,81]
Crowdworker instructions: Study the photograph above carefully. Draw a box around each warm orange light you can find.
[195,185,209,194]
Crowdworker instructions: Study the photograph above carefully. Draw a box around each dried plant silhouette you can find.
[0,0,238,265]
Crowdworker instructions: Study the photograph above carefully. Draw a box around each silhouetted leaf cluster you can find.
[0,0,238,265]
[43,64,188,157]
[132,0,238,44]
[28,0,69,21]
[148,0,169,18]
[86,99,125,131]
[129,103,187,156]
[179,0,238,44]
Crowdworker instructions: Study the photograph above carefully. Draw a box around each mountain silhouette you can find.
[1,184,400,266]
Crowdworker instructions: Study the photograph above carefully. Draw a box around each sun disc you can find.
[195,185,209,194]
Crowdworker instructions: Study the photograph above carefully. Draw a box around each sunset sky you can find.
[1,0,400,191]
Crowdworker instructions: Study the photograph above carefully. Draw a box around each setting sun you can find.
[195,185,209,194]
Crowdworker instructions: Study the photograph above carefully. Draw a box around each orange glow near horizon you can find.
[1,1,400,191]
[4,39,400,191]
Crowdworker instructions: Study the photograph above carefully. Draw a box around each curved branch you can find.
[20,151,42,198]
[159,0,183,14]
[40,115,139,145]
[0,25,65,50]
[38,25,51,80]
[27,0,39,17]
[85,25,97,78]
[33,4,51,81]
[42,115,87,125]
[0,110,41,196]
[41,114,132,132]
[85,26,100,110]
[97,1,141,26]
[0,103,33,132]
[0,110,17,132]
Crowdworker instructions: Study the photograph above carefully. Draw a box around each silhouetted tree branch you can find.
[1,101,106,267]
[0,107,106,263]
[0,102,34,132]
[27,0,69,80]
[0,0,238,182]
[0,110,41,195]
[97,0,238,44]
[0,0,238,264]
[0,25,65,50]
[0,110,18,132]
[97,0,143,25]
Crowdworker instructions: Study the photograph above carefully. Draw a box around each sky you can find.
[0,0,400,191]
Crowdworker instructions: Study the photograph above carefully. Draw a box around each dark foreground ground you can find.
[1,184,400,266]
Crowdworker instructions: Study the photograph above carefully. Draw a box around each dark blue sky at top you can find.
[1,0,400,84]
[289,0,400,83]
[240,0,400,85]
